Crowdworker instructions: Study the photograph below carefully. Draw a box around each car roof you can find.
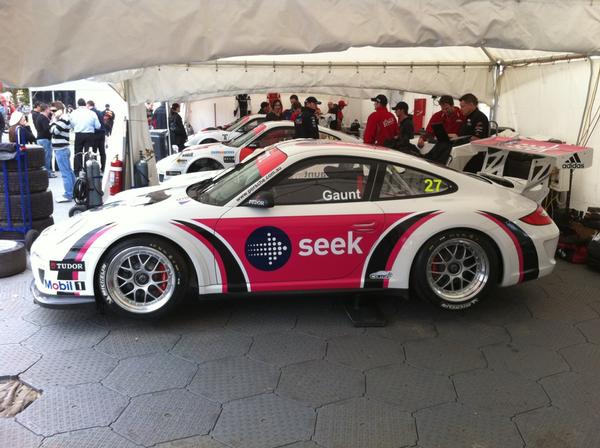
[257,120,358,140]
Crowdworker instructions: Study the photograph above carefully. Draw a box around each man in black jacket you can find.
[169,103,187,151]
[459,93,490,173]
[87,100,107,170]
[34,103,56,177]
[294,96,320,139]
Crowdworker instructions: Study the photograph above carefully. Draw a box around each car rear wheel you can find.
[97,237,189,317]
[411,229,499,310]
[187,158,224,173]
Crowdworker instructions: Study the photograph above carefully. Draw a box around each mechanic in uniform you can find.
[417,95,464,148]
[363,94,398,146]
[294,96,320,139]
[458,93,491,173]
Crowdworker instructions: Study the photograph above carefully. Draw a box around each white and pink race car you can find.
[31,140,559,317]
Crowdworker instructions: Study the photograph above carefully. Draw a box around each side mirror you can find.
[246,190,274,208]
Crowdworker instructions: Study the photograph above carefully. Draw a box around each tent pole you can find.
[577,57,595,145]
[123,80,135,189]
[490,63,503,123]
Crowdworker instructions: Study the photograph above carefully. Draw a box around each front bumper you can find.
[31,280,95,308]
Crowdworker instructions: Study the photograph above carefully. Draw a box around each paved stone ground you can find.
[1,260,600,447]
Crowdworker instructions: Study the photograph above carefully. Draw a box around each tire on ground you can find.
[96,236,190,318]
[0,169,49,194]
[0,241,27,278]
[0,191,53,221]
[2,146,45,171]
[410,229,499,310]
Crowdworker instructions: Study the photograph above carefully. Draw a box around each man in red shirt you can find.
[363,94,398,146]
[417,95,464,148]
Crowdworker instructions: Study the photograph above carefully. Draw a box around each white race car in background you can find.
[32,140,559,318]
[184,114,266,147]
[157,120,360,182]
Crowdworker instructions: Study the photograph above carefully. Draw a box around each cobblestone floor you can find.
[1,260,599,448]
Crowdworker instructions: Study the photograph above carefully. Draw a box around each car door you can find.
[214,156,384,292]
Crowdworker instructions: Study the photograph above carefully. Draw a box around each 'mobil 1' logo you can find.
[245,226,291,271]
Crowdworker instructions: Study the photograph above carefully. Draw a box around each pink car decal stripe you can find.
[479,211,539,282]
[56,223,114,296]
[173,222,229,293]
[383,212,442,288]
[174,220,248,292]
[363,212,434,289]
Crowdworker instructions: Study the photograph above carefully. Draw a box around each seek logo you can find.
[298,232,363,256]
[245,226,291,271]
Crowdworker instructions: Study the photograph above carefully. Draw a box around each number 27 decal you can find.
[424,178,443,192]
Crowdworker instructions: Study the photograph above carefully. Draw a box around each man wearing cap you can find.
[294,96,320,139]
[418,95,464,148]
[364,94,398,146]
[391,101,415,148]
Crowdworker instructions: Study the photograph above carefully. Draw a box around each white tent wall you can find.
[495,59,600,209]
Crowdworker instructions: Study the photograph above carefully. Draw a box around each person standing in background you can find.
[49,101,76,203]
[417,95,463,148]
[294,96,320,139]
[283,95,299,120]
[70,98,100,174]
[87,100,107,171]
[30,102,41,132]
[363,94,398,146]
[103,104,115,136]
[169,103,187,151]
[266,99,284,121]
[34,103,56,177]
[8,112,36,148]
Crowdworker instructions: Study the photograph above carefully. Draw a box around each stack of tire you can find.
[0,145,54,242]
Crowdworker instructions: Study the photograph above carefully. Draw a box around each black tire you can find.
[410,229,499,310]
[0,240,27,278]
[0,217,54,240]
[24,229,39,252]
[96,237,189,318]
[200,138,218,144]
[68,204,88,217]
[0,168,49,194]
[0,190,53,221]
[187,158,224,173]
[2,146,45,171]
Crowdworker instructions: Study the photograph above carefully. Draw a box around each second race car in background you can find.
[184,114,266,147]
[157,120,360,182]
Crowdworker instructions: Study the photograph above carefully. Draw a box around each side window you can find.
[319,131,340,141]
[256,128,296,148]
[377,164,454,200]
[260,157,373,205]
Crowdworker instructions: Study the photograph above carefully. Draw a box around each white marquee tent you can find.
[2,0,600,208]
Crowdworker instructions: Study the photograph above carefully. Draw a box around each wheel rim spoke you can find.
[105,246,176,314]
[425,238,490,303]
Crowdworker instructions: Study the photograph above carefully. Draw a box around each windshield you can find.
[190,147,287,206]
[229,123,267,148]
[228,115,252,132]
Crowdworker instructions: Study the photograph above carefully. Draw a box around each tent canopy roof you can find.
[2,0,600,87]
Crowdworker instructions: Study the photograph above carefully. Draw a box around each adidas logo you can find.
[562,153,585,169]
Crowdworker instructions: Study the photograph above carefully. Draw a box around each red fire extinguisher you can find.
[109,156,123,196]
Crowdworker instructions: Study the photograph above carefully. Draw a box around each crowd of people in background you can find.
[0,95,116,203]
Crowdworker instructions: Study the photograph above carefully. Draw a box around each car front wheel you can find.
[411,229,499,310]
[97,237,189,317]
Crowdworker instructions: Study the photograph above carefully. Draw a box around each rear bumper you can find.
[30,280,95,308]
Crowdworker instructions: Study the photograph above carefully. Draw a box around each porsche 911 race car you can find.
[157,120,359,182]
[184,114,266,147]
[31,140,559,317]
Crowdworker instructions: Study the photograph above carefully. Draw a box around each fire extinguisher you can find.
[109,155,123,196]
